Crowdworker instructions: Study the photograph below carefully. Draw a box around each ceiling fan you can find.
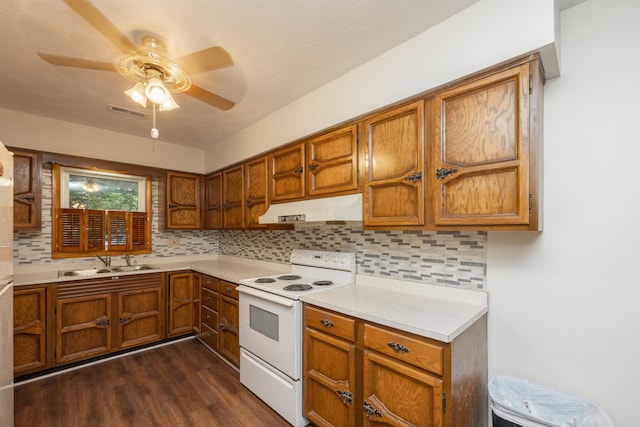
[38,0,235,136]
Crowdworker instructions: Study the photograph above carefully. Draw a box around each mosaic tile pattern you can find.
[219,223,487,289]
[13,167,486,290]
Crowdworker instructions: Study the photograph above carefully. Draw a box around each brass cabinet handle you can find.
[436,168,458,179]
[403,171,422,183]
[18,195,36,202]
[308,163,319,171]
[387,341,410,353]
[294,166,303,174]
[320,319,334,328]
[337,390,352,405]
[363,401,382,418]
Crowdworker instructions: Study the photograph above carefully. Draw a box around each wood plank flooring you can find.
[14,339,291,427]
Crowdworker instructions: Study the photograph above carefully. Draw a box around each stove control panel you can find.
[290,249,356,272]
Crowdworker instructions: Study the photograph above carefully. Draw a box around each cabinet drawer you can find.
[202,275,219,292]
[201,305,218,330]
[199,323,218,350]
[305,305,355,342]
[364,323,443,375]
[219,281,239,300]
[201,287,218,311]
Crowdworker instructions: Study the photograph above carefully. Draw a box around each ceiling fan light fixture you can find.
[124,82,148,108]
[145,77,170,104]
[159,93,179,111]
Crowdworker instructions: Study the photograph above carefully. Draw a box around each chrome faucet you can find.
[95,254,111,267]
[124,254,133,267]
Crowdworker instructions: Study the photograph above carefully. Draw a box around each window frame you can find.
[51,164,153,259]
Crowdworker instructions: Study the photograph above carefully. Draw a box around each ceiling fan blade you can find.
[38,53,115,71]
[185,84,235,111]
[174,46,234,74]
[64,0,137,53]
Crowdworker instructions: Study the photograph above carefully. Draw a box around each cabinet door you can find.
[205,172,223,229]
[362,350,443,427]
[244,156,269,228]
[307,124,358,196]
[117,286,164,349]
[56,294,112,364]
[168,272,194,337]
[218,282,239,366]
[12,150,41,229]
[270,142,306,202]
[222,165,245,228]
[429,61,533,227]
[362,101,425,227]
[305,327,357,427]
[13,286,48,376]
[166,171,202,229]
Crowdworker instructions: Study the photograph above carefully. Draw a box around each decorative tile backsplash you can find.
[13,166,486,289]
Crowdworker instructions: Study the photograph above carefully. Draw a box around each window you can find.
[52,164,152,258]
[60,167,146,211]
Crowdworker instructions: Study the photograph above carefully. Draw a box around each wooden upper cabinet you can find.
[12,149,41,229]
[166,171,202,229]
[269,142,306,202]
[362,101,425,227]
[428,58,542,230]
[222,165,245,229]
[205,172,223,229]
[306,124,358,196]
[244,156,269,228]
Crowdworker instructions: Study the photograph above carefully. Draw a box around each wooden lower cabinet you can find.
[167,271,195,337]
[195,275,240,367]
[55,273,165,366]
[13,285,50,376]
[218,281,240,367]
[304,304,487,427]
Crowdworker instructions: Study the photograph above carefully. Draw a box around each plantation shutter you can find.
[108,211,128,251]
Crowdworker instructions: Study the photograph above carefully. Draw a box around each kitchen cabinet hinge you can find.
[529,73,533,95]
[529,193,534,214]
[442,392,447,413]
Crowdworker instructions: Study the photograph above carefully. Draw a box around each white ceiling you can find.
[0,0,584,151]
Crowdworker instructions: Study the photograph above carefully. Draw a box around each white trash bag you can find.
[489,375,614,427]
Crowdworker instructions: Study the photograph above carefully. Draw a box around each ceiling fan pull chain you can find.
[151,103,159,139]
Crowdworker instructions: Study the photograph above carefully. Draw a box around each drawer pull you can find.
[320,319,334,328]
[387,342,410,353]
[218,321,225,330]
[363,401,382,418]
[337,390,352,405]
[225,287,232,293]
[206,296,213,302]
[206,315,212,321]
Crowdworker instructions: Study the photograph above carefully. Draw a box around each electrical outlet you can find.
[167,238,181,247]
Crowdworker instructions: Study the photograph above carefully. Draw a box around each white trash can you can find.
[489,375,614,427]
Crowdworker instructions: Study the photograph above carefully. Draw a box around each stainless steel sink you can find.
[58,264,159,278]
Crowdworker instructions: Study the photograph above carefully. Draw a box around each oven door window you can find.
[249,304,279,341]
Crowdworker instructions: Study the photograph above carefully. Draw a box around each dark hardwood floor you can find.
[14,339,291,427]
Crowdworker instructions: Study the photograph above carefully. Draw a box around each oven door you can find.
[238,285,301,380]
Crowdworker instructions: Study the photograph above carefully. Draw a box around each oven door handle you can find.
[237,285,297,308]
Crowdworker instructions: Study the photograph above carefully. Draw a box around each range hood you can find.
[259,193,363,224]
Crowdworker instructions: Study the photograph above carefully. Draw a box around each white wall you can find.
[487,0,639,425]
[205,0,557,171]
[0,108,205,173]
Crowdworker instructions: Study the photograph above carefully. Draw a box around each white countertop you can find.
[12,255,290,286]
[301,275,488,343]
[14,255,488,343]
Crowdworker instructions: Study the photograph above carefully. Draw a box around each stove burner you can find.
[254,278,276,283]
[278,275,302,280]
[283,284,313,292]
[312,280,334,286]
